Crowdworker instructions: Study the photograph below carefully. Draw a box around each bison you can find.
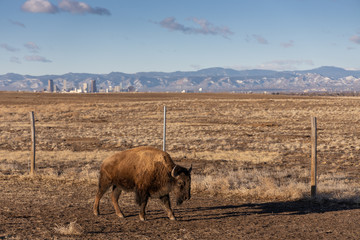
[93,146,192,221]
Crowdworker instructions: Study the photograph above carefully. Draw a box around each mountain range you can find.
[1,66,360,93]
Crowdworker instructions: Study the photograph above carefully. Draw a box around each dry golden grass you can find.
[1,149,359,203]
[172,150,280,163]
[54,221,84,236]
[1,92,360,203]
[192,165,360,203]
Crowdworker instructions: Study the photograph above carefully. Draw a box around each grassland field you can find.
[1,92,359,239]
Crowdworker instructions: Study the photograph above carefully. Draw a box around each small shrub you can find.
[54,221,84,236]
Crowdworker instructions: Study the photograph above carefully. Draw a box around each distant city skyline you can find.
[2,66,360,93]
[0,0,359,75]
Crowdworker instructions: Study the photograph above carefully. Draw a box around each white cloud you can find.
[24,42,40,53]
[10,57,22,64]
[21,0,110,15]
[58,0,110,15]
[190,64,202,70]
[259,60,314,71]
[281,40,294,48]
[159,17,187,32]
[21,0,58,13]
[349,35,360,45]
[232,60,314,71]
[252,34,268,44]
[190,18,234,38]
[158,17,233,38]
[24,55,52,63]
[9,20,26,28]
[0,43,20,52]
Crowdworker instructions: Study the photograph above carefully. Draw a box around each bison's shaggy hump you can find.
[104,146,175,172]
[101,146,175,189]
[93,146,192,221]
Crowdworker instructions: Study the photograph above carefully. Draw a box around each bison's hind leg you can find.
[111,185,125,218]
[135,190,149,221]
[93,172,112,216]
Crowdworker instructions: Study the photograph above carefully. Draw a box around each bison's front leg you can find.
[139,196,149,221]
[160,195,176,220]
[136,190,149,221]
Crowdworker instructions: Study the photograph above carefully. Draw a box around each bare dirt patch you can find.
[1,175,359,239]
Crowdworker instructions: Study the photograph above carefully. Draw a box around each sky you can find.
[0,0,359,75]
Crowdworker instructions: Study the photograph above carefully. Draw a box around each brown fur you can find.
[93,146,191,221]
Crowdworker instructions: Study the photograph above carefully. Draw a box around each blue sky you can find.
[0,0,359,75]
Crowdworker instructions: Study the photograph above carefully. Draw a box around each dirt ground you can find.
[0,174,360,239]
[1,92,360,239]
[1,175,360,239]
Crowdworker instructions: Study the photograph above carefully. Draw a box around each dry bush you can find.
[0,150,105,185]
[191,166,308,201]
[54,221,84,236]
[316,173,360,203]
[191,164,360,203]
[184,150,279,163]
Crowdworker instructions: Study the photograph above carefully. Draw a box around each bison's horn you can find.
[171,165,178,178]
[188,164,192,173]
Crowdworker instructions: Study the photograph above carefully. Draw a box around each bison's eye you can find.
[177,181,184,188]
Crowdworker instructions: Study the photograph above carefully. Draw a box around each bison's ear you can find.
[188,164,192,174]
[171,165,179,178]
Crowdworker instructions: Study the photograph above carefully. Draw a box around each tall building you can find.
[63,80,67,92]
[83,83,88,93]
[90,80,97,93]
[114,85,121,92]
[48,79,54,92]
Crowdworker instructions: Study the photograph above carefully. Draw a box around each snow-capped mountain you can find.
[1,66,360,92]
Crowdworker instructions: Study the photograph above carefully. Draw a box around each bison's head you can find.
[171,165,192,205]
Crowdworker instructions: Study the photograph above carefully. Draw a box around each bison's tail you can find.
[98,171,112,192]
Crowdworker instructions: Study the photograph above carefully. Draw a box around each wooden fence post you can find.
[163,106,166,152]
[29,111,36,176]
[311,116,317,198]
